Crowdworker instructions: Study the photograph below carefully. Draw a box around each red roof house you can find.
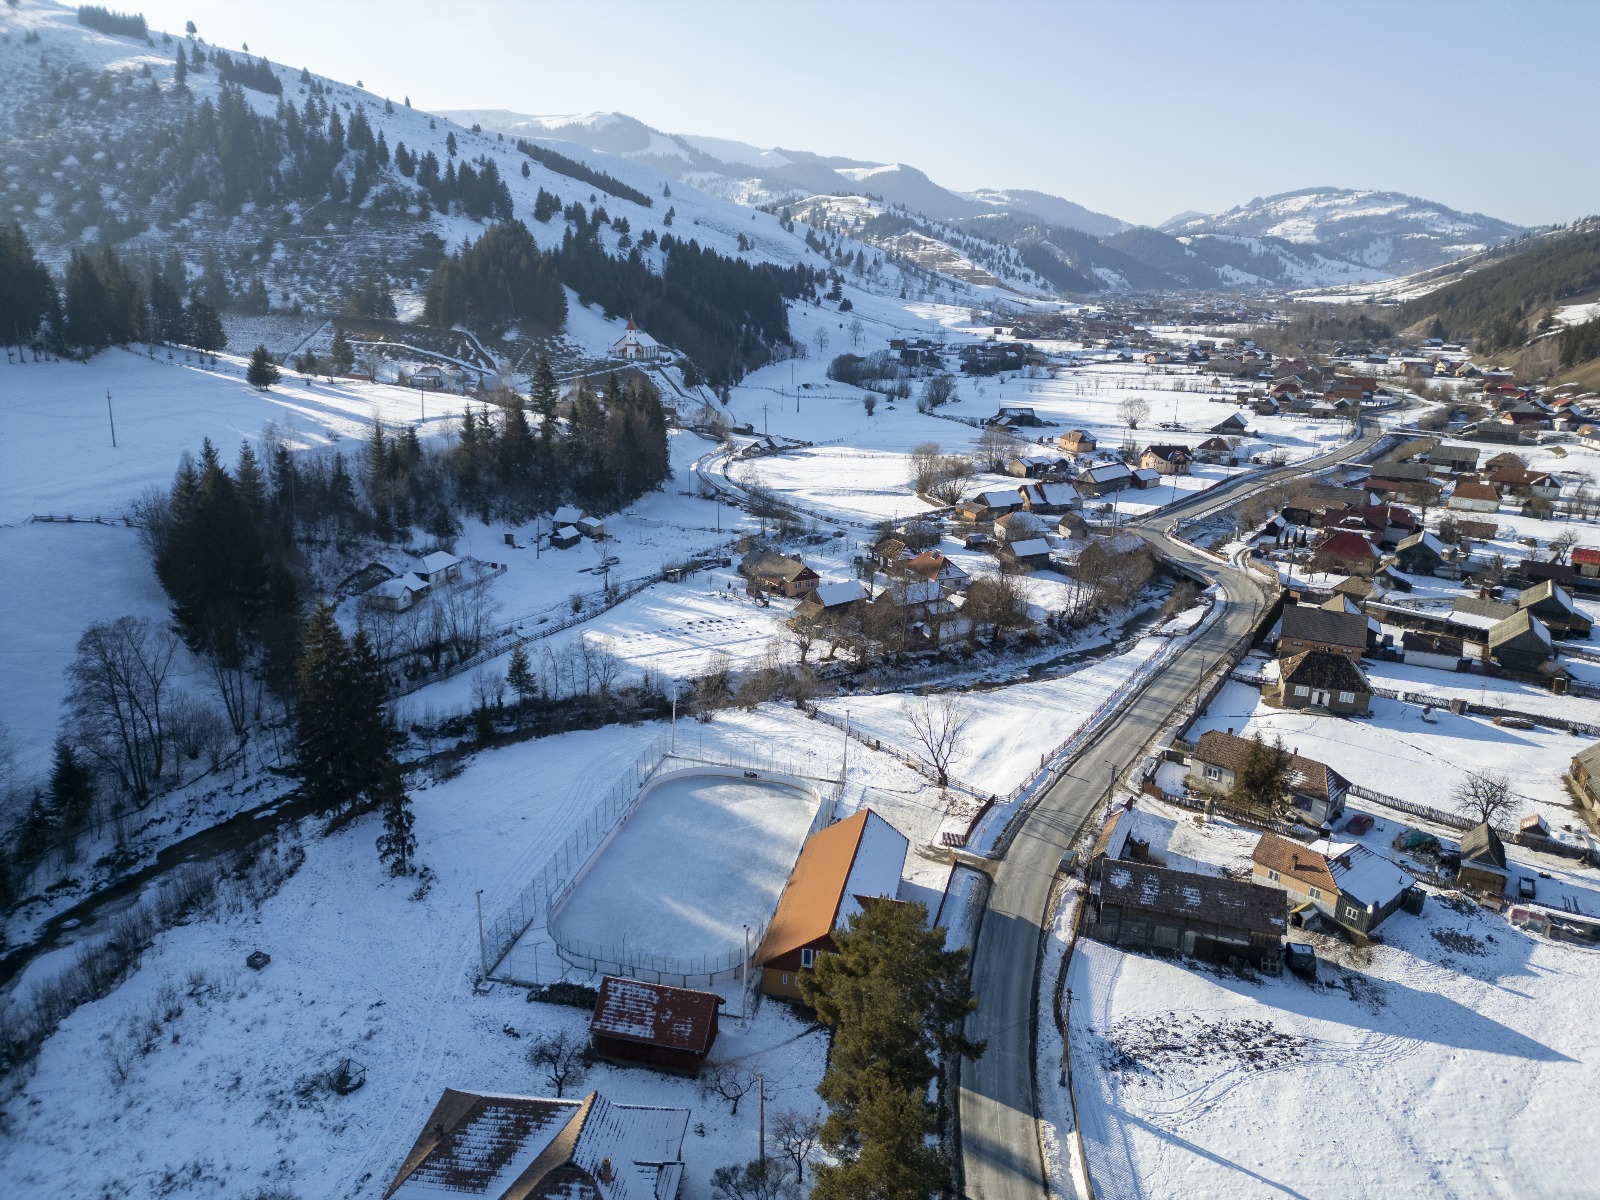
[589,976,720,1077]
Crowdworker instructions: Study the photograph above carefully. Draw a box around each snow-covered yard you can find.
[1067,895,1600,1199]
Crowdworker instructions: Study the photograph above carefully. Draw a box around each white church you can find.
[611,316,660,362]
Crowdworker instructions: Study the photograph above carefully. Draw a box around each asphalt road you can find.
[957,420,1393,1199]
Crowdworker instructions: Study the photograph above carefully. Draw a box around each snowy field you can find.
[547,771,822,969]
[0,349,476,521]
[0,521,182,775]
[0,720,829,1200]
[1068,903,1600,1200]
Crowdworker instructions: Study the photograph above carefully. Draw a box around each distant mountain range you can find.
[442,109,1525,292]
[1160,187,1526,276]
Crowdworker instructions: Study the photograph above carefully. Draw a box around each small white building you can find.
[612,316,660,362]
[575,515,606,540]
[417,551,463,585]
[367,572,431,613]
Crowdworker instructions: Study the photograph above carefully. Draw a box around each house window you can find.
[1294,685,1311,697]
[1310,887,1322,900]
[1203,765,1221,781]
[1339,691,1356,704]
[1344,905,1362,921]
[800,948,815,969]
[781,974,790,986]
[1268,869,1280,882]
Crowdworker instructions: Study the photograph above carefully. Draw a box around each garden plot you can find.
[547,772,821,972]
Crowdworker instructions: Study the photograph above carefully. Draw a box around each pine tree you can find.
[174,43,187,88]
[531,355,559,416]
[294,603,358,815]
[330,326,355,375]
[246,344,280,388]
[373,758,417,876]
[506,644,536,707]
[13,789,56,871]
[48,738,95,858]
[445,130,457,157]
[185,299,226,350]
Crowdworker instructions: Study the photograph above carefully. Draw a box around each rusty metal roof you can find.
[590,976,719,1055]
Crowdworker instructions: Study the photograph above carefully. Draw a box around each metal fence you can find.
[485,735,842,988]
[480,737,671,979]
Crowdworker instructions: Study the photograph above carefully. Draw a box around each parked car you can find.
[1283,942,1317,979]
[1345,814,1374,835]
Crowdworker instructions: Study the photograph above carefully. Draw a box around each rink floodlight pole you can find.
[476,889,488,979]
[106,389,117,448]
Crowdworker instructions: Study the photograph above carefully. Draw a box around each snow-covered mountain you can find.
[1159,187,1523,274]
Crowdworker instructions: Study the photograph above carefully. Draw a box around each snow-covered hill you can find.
[1160,187,1523,274]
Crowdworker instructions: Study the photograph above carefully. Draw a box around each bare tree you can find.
[1118,396,1150,429]
[901,693,972,787]
[812,327,830,356]
[66,617,179,807]
[847,316,864,347]
[710,1159,797,1200]
[972,424,1020,472]
[700,1063,759,1115]
[1451,769,1515,827]
[769,1109,822,1184]
[1549,529,1578,563]
[527,1030,586,1097]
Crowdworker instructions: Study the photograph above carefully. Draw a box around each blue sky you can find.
[135,0,1597,229]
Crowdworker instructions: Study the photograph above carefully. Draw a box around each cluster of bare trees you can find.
[360,576,499,678]
[909,441,975,504]
[1059,544,1156,626]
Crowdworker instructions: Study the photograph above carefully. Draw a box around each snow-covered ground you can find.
[1068,899,1600,1200]
[548,772,823,969]
[1192,678,1590,836]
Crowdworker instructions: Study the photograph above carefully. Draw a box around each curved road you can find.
[958,419,1394,1200]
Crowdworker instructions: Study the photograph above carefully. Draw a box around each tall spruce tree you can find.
[506,644,536,707]
[330,326,355,375]
[0,222,56,349]
[48,737,95,858]
[373,758,417,876]
[247,344,280,388]
[801,899,983,1199]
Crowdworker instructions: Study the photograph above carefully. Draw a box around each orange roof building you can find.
[753,809,908,1001]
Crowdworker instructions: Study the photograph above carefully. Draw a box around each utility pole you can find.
[671,685,679,753]
[757,1073,766,1169]
[763,404,768,436]
[105,389,117,448]
[475,889,488,979]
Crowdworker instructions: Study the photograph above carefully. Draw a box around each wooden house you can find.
[1279,603,1368,661]
[1074,461,1134,496]
[1568,741,1600,821]
[1429,445,1481,475]
[1188,730,1350,826]
[739,550,820,598]
[550,525,582,550]
[1088,860,1285,971]
[1268,650,1371,715]
[955,489,1025,522]
[1018,481,1080,515]
[993,510,1049,545]
[588,976,719,1077]
[1457,823,1509,895]
[795,579,870,621]
[996,536,1052,572]
[1194,436,1235,464]
[1519,580,1591,637]
[754,810,908,1002]
[382,1088,688,1200]
[1210,411,1250,435]
[1487,610,1554,672]
[1394,530,1449,577]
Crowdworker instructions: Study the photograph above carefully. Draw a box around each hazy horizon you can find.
[114,0,1600,229]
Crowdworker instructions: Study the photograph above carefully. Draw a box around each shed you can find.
[1487,610,1554,672]
[550,525,582,550]
[589,976,719,1077]
[1457,823,1508,894]
[575,515,606,540]
[1401,631,1465,671]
